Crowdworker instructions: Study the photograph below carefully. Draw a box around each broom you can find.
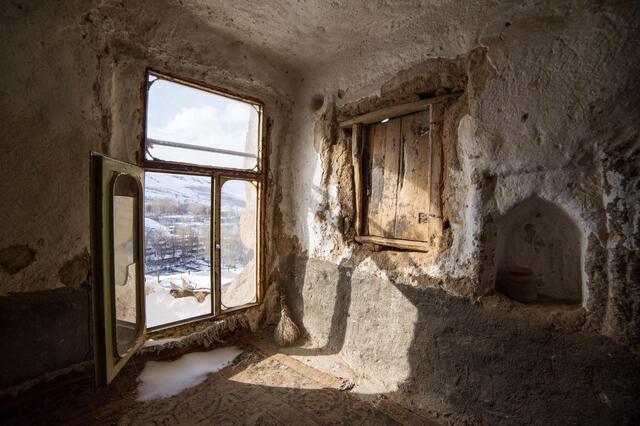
[274,289,300,346]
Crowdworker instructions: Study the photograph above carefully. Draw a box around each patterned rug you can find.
[2,345,429,425]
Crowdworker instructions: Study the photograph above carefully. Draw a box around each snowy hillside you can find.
[144,171,246,208]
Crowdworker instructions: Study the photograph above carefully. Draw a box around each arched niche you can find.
[495,195,583,304]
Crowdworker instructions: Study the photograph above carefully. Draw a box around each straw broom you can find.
[274,289,300,346]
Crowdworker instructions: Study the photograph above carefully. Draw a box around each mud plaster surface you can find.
[270,1,640,423]
[1,0,639,422]
[0,0,293,388]
[0,0,294,295]
[274,1,639,337]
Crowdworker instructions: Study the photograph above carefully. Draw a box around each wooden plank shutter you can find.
[426,103,444,243]
[358,103,444,250]
[366,117,401,237]
[394,110,431,241]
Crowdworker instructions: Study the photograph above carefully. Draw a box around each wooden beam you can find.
[355,235,431,252]
[339,92,462,128]
[351,123,363,237]
[428,103,444,241]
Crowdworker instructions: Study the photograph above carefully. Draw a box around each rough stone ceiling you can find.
[171,0,532,73]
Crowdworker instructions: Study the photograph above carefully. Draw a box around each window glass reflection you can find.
[220,180,257,309]
[112,174,140,356]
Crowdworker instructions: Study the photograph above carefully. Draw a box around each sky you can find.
[146,76,259,170]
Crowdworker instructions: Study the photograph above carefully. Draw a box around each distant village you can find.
[144,195,252,283]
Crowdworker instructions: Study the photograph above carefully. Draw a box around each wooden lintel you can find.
[355,235,431,252]
[339,92,462,128]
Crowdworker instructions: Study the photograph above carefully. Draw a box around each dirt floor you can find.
[0,341,432,425]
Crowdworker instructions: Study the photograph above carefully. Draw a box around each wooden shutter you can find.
[366,117,402,238]
[355,103,444,251]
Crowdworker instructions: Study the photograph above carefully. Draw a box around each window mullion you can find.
[213,172,222,317]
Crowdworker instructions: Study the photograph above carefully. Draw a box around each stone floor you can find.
[1,342,432,425]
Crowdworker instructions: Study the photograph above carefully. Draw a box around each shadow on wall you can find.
[0,288,91,389]
[389,281,640,424]
[279,254,356,356]
[279,251,639,424]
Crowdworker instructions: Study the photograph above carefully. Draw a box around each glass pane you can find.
[146,75,260,170]
[144,172,212,328]
[221,180,258,309]
[112,175,140,356]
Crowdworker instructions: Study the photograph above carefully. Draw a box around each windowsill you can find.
[147,313,216,334]
[140,306,257,357]
[147,301,261,336]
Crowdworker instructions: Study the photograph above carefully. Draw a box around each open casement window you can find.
[90,71,265,385]
[91,154,146,385]
[342,94,459,252]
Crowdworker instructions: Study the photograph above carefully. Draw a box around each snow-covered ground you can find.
[144,217,170,236]
[143,171,250,327]
[145,270,240,328]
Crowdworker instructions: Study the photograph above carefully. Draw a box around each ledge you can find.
[355,235,432,252]
[478,292,586,331]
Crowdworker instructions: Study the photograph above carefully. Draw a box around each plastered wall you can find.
[273,2,640,423]
[0,0,295,389]
[1,1,638,421]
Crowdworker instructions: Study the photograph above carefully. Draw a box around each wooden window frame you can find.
[140,69,267,331]
[340,93,461,252]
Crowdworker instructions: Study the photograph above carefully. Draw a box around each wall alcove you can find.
[494,195,583,304]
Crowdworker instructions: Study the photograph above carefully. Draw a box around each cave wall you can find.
[1,0,638,420]
[0,0,294,390]
[273,1,640,423]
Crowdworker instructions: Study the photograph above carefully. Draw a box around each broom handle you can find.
[280,291,288,315]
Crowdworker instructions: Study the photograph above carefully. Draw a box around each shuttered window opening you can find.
[342,94,458,252]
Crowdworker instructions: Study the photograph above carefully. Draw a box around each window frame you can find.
[140,69,266,331]
[340,93,460,252]
[216,175,262,312]
[90,153,147,385]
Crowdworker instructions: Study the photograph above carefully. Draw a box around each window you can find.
[143,171,213,328]
[90,70,264,385]
[219,179,258,309]
[145,73,260,170]
[143,71,263,328]
[342,94,458,251]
